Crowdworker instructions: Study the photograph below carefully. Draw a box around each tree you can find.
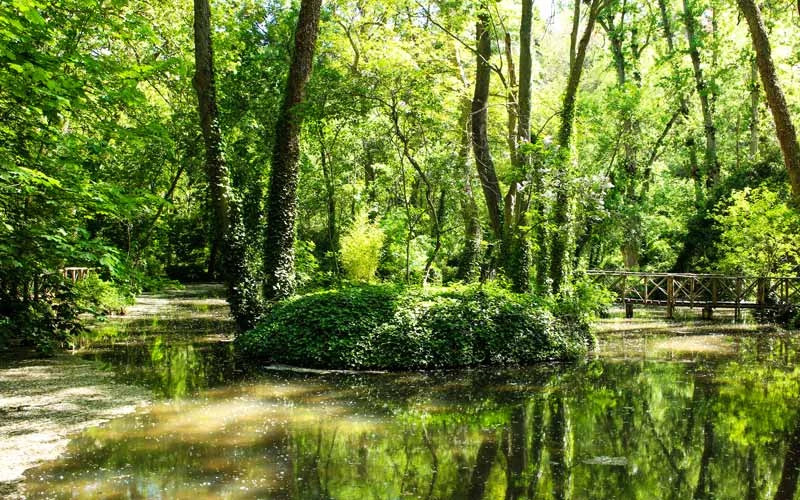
[549,0,606,294]
[193,0,231,279]
[682,0,718,190]
[502,0,534,292]
[737,0,800,205]
[471,2,503,248]
[263,0,323,301]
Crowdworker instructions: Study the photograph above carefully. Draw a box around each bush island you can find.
[236,284,594,370]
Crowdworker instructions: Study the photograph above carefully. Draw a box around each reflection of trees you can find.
[467,434,499,500]
[84,322,237,399]
[775,416,800,500]
[504,406,526,499]
[548,394,569,500]
[527,395,546,498]
[692,398,715,500]
[23,351,800,499]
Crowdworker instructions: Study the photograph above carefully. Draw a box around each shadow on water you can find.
[20,286,800,499]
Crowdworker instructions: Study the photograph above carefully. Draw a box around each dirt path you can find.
[0,284,231,498]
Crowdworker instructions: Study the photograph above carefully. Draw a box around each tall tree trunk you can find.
[658,0,699,198]
[600,7,644,270]
[472,4,503,243]
[453,45,482,282]
[549,0,603,294]
[738,0,800,204]
[318,132,338,271]
[749,56,760,161]
[683,0,718,188]
[457,96,482,282]
[504,0,534,292]
[263,0,322,300]
[193,0,230,279]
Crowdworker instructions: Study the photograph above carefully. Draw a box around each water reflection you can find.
[22,338,800,499]
[73,288,237,398]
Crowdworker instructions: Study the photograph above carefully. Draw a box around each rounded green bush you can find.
[235,284,594,370]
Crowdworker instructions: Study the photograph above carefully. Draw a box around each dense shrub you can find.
[0,275,81,354]
[790,309,800,330]
[236,284,593,370]
[73,274,133,316]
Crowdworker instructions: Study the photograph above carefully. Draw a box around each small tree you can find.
[340,211,385,282]
[714,187,800,276]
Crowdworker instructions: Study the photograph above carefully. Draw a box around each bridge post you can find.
[625,301,634,319]
[712,277,718,307]
[757,277,770,321]
[666,276,674,319]
[735,278,743,321]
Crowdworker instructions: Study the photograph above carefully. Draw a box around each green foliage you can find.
[714,187,800,276]
[552,276,615,322]
[294,240,320,289]
[0,276,81,354]
[236,284,593,370]
[339,210,385,282]
[73,274,133,316]
[791,310,800,330]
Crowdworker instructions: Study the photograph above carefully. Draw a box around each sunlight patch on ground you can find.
[651,335,735,355]
[0,357,149,497]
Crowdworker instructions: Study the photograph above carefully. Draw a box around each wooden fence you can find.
[586,271,800,319]
[0,267,92,303]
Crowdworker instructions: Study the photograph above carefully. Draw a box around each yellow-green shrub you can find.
[340,211,385,282]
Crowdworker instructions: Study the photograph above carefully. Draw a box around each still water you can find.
[21,287,800,499]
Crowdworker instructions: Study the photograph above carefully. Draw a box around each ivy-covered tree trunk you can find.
[503,0,533,293]
[599,6,644,271]
[549,0,603,294]
[456,97,482,282]
[263,0,322,301]
[471,4,503,245]
[658,0,699,202]
[192,0,230,279]
[738,0,800,205]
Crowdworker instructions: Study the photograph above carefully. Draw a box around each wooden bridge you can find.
[587,270,800,320]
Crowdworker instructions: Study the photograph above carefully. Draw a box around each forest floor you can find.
[0,285,230,499]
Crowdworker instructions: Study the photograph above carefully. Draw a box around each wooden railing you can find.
[0,267,92,303]
[587,270,800,319]
[62,267,91,282]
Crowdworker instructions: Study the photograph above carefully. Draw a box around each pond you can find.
[21,286,800,499]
